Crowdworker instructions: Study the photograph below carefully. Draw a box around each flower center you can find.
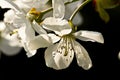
[59,35,74,56]
[27,8,41,22]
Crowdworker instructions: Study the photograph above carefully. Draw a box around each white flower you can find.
[43,0,104,70]
[1,0,52,57]
[44,25,104,70]
[4,9,37,57]
[0,21,21,57]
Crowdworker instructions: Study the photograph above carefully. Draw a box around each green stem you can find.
[69,0,92,21]
[41,7,52,14]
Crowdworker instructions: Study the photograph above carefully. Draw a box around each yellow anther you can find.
[28,8,41,16]
[10,29,18,36]
[27,8,42,22]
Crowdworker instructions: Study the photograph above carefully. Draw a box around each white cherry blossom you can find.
[0,0,52,57]
[44,23,104,70]
[43,0,104,70]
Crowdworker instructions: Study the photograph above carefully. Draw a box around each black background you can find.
[0,2,120,80]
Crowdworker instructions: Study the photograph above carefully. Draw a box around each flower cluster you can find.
[1,0,119,70]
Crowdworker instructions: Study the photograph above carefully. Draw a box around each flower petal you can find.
[25,20,35,39]
[0,0,15,9]
[52,38,74,70]
[73,41,92,70]
[14,0,49,13]
[26,51,36,57]
[18,18,35,41]
[46,37,74,70]
[52,0,65,18]
[0,0,22,12]
[43,17,72,36]
[24,43,37,57]
[0,22,6,31]
[45,39,74,70]
[48,33,60,43]
[44,44,58,69]
[28,34,53,50]
[32,21,47,34]
[4,10,17,33]
[74,30,104,43]
[18,21,36,57]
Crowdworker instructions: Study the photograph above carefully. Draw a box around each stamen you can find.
[27,8,41,21]
[28,8,40,15]
[10,29,18,36]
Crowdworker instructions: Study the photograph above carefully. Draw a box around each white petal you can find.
[74,30,104,43]
[48,33,60,43]
[26,50,36,57]
[44,44,58,69]
[52,38,74,70]
[43,17,72,36]
[73,41,92,70]
[0,38,21,56]
[18,27,26,41]
[0,22,6,31]
[52,0,65,18]
[28,34,53,50]
[18,19,35,42]
[0,0,15,9]
[4,9,15,23]
[18,25,36,57]
[13,13,26,28]
[0,0,22,12]
[5,12,26,30]
[24,42,37,57]
[32,21,47,34]
[14,0,49,13]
